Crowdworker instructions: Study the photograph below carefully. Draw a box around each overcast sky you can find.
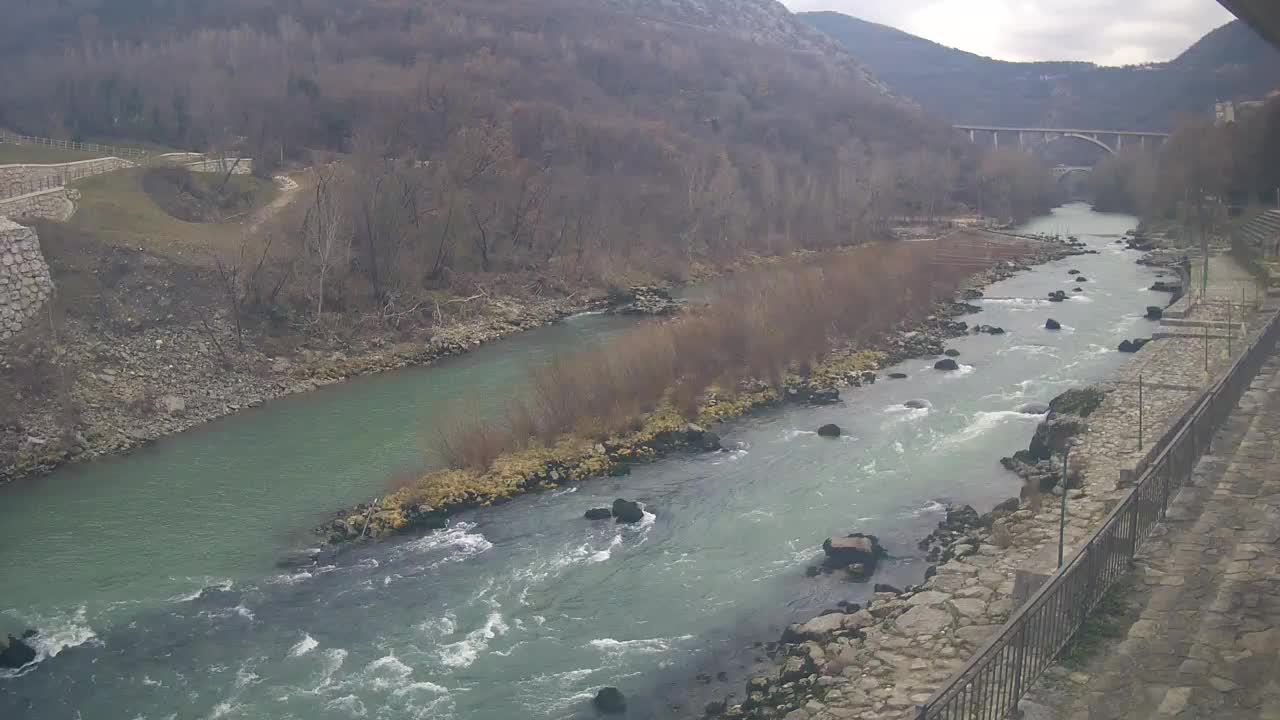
[781,0,1237,65]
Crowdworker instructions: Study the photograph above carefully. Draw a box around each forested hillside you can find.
[0,0,1057,319]
[802,13,1280,130]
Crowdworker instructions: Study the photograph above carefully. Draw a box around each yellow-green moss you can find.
[343,345,889,541]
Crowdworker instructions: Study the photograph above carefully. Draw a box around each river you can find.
[1,204,1157,719]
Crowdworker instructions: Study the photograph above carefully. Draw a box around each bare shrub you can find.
[437,234,1032,470]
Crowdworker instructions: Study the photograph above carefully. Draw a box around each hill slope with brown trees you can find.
[0,0,1052,317]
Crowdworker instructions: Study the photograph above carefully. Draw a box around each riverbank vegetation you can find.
[1089,96,1280,222]
[335,233,1035,541]
[0,0,1060,326]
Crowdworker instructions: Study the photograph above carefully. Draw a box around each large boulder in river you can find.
[934,358,959,371]
[1145,306,1163,320]
[593,687,627,714]
[887,372,908,380]
[822,533,887,577]
[1028,417,1088,462]
[817,423,841,438]
[611,498,645,524]
[1045,318,1061,330]
[1118,338,1151,353]
[903,399,930,409]
[682,423,722,452]
[944,349,961,357]
[1047,386,1107,418]
[584,508,612,520]
[1018,403,1050,415]
[1048,290,1067,302]
[0,633,37,669]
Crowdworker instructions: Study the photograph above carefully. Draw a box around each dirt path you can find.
[243,173,303,237]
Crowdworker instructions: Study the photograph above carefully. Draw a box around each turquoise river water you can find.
[0,204,1159,719]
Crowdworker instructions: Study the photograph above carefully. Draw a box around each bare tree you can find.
[301,165,349,319]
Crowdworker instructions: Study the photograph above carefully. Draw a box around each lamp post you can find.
[1058,443,1073,569]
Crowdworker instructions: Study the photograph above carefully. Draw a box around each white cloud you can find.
[782,0,1237,64]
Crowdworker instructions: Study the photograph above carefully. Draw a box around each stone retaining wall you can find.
[0,157,132,198]
[0,218,53,340]
[0,187,76,222]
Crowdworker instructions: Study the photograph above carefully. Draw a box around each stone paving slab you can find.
[1022,356,1280,719]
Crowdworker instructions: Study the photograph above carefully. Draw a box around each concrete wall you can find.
[0,157,132,199]
[0,187,76,223]
[0,218,53,341]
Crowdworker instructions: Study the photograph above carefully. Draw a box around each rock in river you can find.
[611,498,645,524]
[1045,318,1061,330]
[1048,290,1067,302]
[1118,338,1151,353]
[584,508,613,520]
[1028,416,1088,462]
[1018,402,1050,415]
[593,687,627,714]
[817,423,841,438]
[0,632,37,669]
[903,399,931,410]
[887,372,908,380]
[934,358,959,371]
[822,533,886,577]
[1048,386,1108,417]
[1146,306,1163,320]
[943,349,961,357]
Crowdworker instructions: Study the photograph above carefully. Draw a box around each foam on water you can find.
[934,410,1038,449]
[438,612,510,669]
[393,680,450,697]
[0,605,100,677]
[362,654,415,691]
[289,633,319,657]
[590,534,624,562]
[313,648,348,691]
[999,344,1060,358]
[324,694,367,717]
[168,578,233,602]
[399,522,495,569]
[416,612,458,638]
[588,634,693,660]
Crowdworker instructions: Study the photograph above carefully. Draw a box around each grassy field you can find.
[0,143,105,165]
[66,168,279,265]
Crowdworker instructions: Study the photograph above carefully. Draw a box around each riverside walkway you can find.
[1021,348,1280,719]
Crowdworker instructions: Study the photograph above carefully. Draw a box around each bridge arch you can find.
[1060,133,1115,155]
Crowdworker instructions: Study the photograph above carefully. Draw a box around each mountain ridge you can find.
[800,12,1280,130]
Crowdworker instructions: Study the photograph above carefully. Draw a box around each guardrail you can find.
[0,131,150,160]
[0,159,129,201]
[917,304,1280,720]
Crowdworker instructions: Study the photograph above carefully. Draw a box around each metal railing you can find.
[917,304,1280,720]
[0,158,129,201]
[0,131,150,160]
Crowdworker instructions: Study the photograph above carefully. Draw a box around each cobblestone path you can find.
[1023,352,1280,719]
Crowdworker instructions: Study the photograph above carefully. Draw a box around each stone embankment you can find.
[0,218,53,341]
[0,186,77,222]
[705,248,1265,720]
[0,157,132,198]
